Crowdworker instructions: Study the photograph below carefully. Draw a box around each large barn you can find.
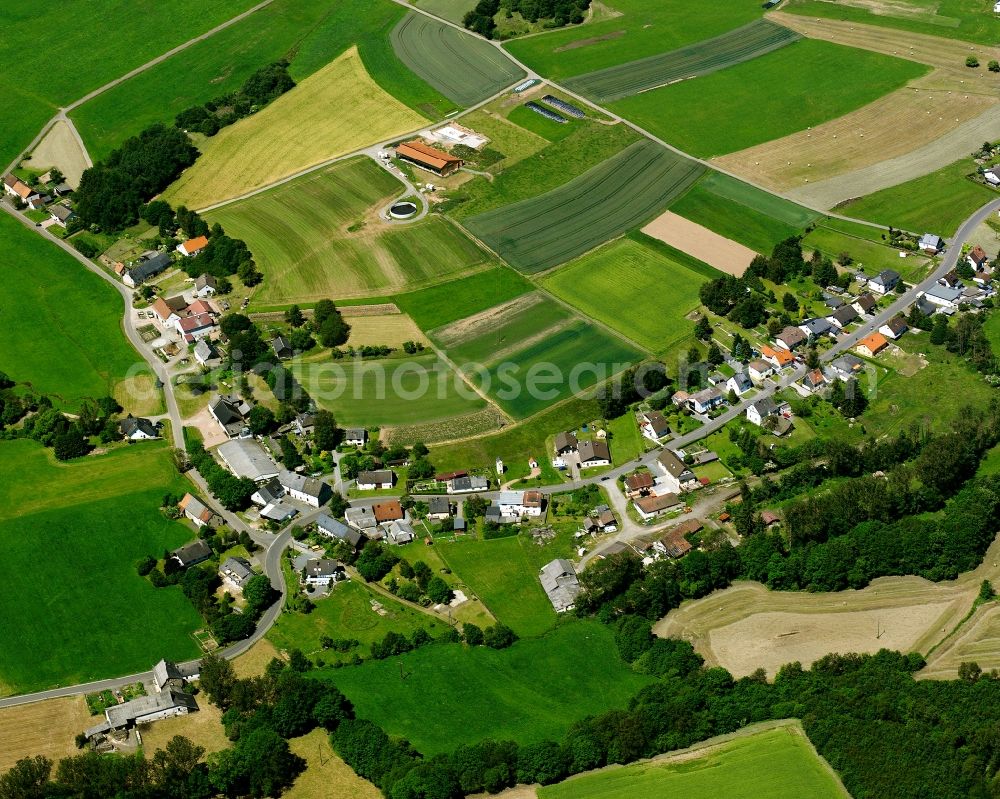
[395,140,463,176]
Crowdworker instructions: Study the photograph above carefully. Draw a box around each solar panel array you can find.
[524,101,567,124]
[541,94,585,119]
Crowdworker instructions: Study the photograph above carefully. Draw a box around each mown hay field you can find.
[291,352,488,426]
[465,139,705,273]
[27,119,90,187]
[611,39,927,157]
[0,441,202,696]
[391,12,525,106]
[641,211,758,276]
[542,236,711,355]
[206,157,492,304]
[164,47,427,210]
[505,0,765,80]
[343,313,429,349]
[565,19,800,104]
[0,697,92,773]
[314,621,653,754]
[539,723,848,799]
[414,0,477,24]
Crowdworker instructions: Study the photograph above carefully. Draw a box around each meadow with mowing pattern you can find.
[291,352,488,426]
[465,139,705,273]
[0,215,144,410]
[394,267,533,331]
[391,12,525,107]
[611,40,927,157]
[505,0,765,81]
[314,621,653,754]
[543,236,713,355]
[565,19,801,104]
[71,0,456,161]
[0,441,203,696]
[539,723,848,799]
[206,157,492,304]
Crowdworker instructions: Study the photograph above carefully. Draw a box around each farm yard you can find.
[0,215,141,410]
[290,352,489,427]
[314,621,653,755]
[163,47,426,210]
[611,39,927,157]
[206,157,492,304]
[641,211,757,276]
[542,236,712,355]
[0,441,202,696]
[505,0,765,81]
[391,13,525,106]
[564,19,801,104]
[538,722,848,799]
[464,140,705,273]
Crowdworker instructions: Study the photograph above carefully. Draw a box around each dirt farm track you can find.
[655,533,1000,679]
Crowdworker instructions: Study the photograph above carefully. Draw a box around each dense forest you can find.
[463,0,591,38]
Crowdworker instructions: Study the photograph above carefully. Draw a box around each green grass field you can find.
[802,223,931,283]
[291,353,487,426]
[507,103,582,143]
[539,724,846,799]
[0,440,202,695]
[465,140,705,273]
[391,13,524,106]
[72,0,456,161]
[206,157,491,304]
[543,237,711,354]
[565,19,800,104]
[315,620,652,753]
[505,0,765,81]
[394,267,533,330]
[0,215,143,410]
[835,157,997,236]
[785,0,1000,46]
[413,0,476,24]
[670,172,816,253]
[611,40,926,157]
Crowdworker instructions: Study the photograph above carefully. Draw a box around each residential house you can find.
[217,438,280,482]
[272,335,293,360]
[193,273,218,297]
[639,411,670,442]
[853,293,878,316]
[343,429,367,447]
[829,354,864,381]
[868,269,901,295]
[624,471,654,498]
[448,475,489,493]
[152,660,186,693]
[539,559,580,612]
[634,493,684,521]
[921,284,963,309]
[879,316,909,340]
[776,326,807,350]
[345,505,379,531]
[303,558,345,586]
[251,478,284,507]
[761,510,782,527]
[747,359,774,382]
[123,251,171,288]
[356,470,395,490]
[760,345,794,369]
[583,509,618,535]
[985,166,1000,186]
[671,390,690,407]
[823,294,844,310]
[209,395,252,437]
[803,369,826,392]
[260,503,297,523]
[279,470,330,507]
[939,269,961,289]
[746,397,779,427]
[913,295,938,317]
[827,305,859,329]
[48,204,75,226]
[171,539,212,568]
[26,193,50,210]
[178,494,215,528]
[86,690,197,739]
[918,233,944,254]
[799,317,834,341]
[315,513,363,547]
[497,490,544,518]
[577,439,611,468]
[3,174,37,202]
[194,339,220,366]
[373,500,404,524]
[119,414,158,441]
[857,332,889,357]
[656,450,697,493]
[176,313,216,343]
[427,496,451,520]
[384,520,416,546]
[688,387,725,414]
[176,235,209,257]
[726,371,753,396]
[653,519,703,558]
[554,431,578,455]
[395,140,463,176]
[219,557,254,591]
[150,296,186,326]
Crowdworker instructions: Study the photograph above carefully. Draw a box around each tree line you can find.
[175,61,295,137]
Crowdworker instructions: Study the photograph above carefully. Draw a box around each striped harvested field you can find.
[565,19,800,103]
[465,140,704,273]
[391,12,525,106]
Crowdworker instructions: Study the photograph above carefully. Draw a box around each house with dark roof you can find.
[448,475,489,493]
[343,429,367,447]
[776,326,807,350]
[171,539,213,568]
[829,354,864,381]
[639,411,670,441]
[746,397,779,427]
[279,470,330,507]
[194,273,218,297]
[869,269,901,295]
[853,293,878,315]
[251,477,284,507]
[120,414,158,440]
[577,439,611,468]
[799,318,834,340]
[194,339,219,366]
[554,431,578,455]
[356,470,395,490]
[303,558,346,586]
[726,371,753,396]
[624,471,654,498]
[656,450,697,493]
[209,395,252,437]
[272,335,293,359]
[879,315,909,340]
[123,251,171,288]
[219,557,254,591]
[427,496,451,520]
[827,305,859,329]
[48,204,75,226]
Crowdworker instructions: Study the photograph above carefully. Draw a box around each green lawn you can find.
[539,724,846,799]
[0,215,142,410]
[670,172,815,253]
[465,140,705,273]
[505,0,765,81]
[0,440,202,696]
[394,267,533,331]
[314,620,653,754]
[267,580,446,663]
[542,236,712,355]
[785,0,1000,47]
[438,536,560,637]
[802,224,931,284]
[607,412,644,464]
[390,13,524,106]
[836,156,997,236]
[611,40,926,157]
[71,0,456,161]
[206,157,492,304]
